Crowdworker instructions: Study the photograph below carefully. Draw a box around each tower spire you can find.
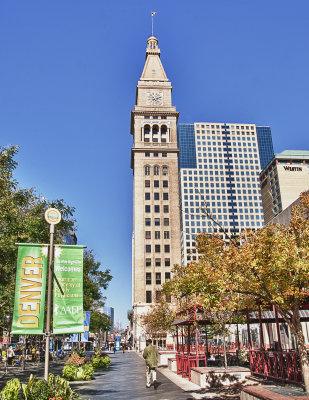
[151,11,157,36]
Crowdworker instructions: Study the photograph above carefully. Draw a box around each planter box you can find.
[191,366,250,389]
[168,358,177,372]
[241,385,309,400]
[158,351,177,366]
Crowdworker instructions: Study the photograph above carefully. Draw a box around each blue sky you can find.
[1,1,308,327]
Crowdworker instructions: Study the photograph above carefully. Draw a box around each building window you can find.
[164,245,170,253]
[145,205,151,213]
[164,231,170,239]
[154,205,160,213]
[146,273,152,285]
[163,205,169,213]
[155,258,161,267]
[163,193,168,200]
[165,258,170,267]
[146,258,151,267]
[145,192,150,200]
[155,244,161,253]
[156,273,161,285]
[154,180,159,188]
[154,218,160,226]
[155,231,160,239]
[145,180,150,188]
[163,180,168,188]
[156,291,162,301]
[162,166,168,176]
[145,218,151,226]
[146,291,152,303]
[154,165,159,175]
[145,231,151,239]
[153,125,159,142]
[154,153,158,157]
[162,153,167,157]
[146,245,151,253]
[154,192,160,200]
[165,272,171,281]
[145,165,150,175]
[164,218,169,226]
[145,153,150,157]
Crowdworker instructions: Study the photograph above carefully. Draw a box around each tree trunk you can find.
[281,303,309,393]
[293,317,309,392]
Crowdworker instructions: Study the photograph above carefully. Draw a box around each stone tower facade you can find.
[130,36,181,349]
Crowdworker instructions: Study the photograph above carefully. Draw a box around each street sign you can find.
[45,208,61,225]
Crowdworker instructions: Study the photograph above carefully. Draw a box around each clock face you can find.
[147,92,163,106]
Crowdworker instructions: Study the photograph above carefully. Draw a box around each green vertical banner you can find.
[53,245,84,334]
[12,244,48,335]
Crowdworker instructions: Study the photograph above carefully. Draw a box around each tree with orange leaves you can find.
[165,192,309,391]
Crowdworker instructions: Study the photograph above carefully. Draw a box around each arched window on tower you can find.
[162,166,168,176]
[145,165,150,176]
[144,125,150,142]
[152,125,159,142]
[161,125,168,143]
[154,165,159,176]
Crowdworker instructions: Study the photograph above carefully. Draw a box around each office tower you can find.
[256,126,274,170]
[260,150,309,224]
[102,307,115,330]
[130,37,181,347]
[178,122,272,265]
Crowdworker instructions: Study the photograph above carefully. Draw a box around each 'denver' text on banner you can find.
[12,244,48,335]
[53,245,84,334]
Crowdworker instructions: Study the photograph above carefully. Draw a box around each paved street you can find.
[72,352,195,400]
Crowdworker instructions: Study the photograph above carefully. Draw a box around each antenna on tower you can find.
[151,11,157,36]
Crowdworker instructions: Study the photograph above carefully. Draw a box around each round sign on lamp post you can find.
[45,208,61,225]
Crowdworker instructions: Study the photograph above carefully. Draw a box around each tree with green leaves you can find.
[89,310,111,334]
[0,146,76,324]
[0,145,112,334]
[83,250,112,311]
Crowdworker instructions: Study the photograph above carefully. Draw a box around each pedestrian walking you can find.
[143,339,159,389]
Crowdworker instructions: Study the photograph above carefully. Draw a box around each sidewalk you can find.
[72,351,197,399]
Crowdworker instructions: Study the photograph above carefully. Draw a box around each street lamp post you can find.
[44,208,61,381]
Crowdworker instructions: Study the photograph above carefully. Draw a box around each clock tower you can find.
[130,36,181,349]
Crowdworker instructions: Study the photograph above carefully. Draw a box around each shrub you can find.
[48,374,80,399]
[102,356,111,368]
[0,378,21,400]
[81,363,94,381]
[28,379,49,400]
[0,374,80,400]
[62,363,78,381]
[67,353,86,367]
[91,355,111,369]
[91,357,101,369]
[73,349,85,358]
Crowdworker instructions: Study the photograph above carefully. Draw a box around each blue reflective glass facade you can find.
[256,126,274,170]
[177,124,197,168]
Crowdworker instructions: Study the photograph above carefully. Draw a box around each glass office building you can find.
[177,122,274,265]
[256,126,274,170]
